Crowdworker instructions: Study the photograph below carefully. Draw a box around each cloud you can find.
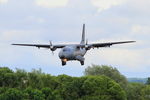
[0,30,42,43]
[0,0,8,4]
[90,0,127,12]
[86,47,150,72]
[35,0,69,8]
[128,0,150,13]
[131,24,150,35]
[26,16,46,24]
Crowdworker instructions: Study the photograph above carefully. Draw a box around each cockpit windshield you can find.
[63,48,67,52]
[63,48,70,52]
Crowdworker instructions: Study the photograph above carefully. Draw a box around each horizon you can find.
[0,0,150,78]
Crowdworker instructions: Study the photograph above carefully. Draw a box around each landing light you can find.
[62,59,67,62]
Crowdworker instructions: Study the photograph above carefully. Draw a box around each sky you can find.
[0,0,150,77]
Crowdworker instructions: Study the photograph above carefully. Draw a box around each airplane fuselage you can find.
[59,45,87,65]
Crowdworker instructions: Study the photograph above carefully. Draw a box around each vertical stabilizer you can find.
[80,24,85,44]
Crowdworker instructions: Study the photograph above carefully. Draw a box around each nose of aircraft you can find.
[60,55,65,59]
[59,51,65,59]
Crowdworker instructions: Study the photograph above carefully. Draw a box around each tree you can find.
[0,67,127,100]
[41,74,58,90]
[24,88,45,100]
[78,95,111,100]
[140,85,150,100]
[15,68,28,89]
[60,77,84,100]
[84,65,128,89]
[81,76,126,100]
[59,75,126,100]
[0,67,14,87]
[146,77,150,85]
[28,69,44,89]
[41,88,54,100]
[0,88,24,100]
[126,83,145,100]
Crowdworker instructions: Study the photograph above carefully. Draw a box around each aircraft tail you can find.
[80,24,85,44]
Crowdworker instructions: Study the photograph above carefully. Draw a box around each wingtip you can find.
[131,41,136,43]
[126,41,136,43]
[12,44,19,45]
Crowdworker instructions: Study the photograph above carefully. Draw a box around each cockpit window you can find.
[63,48,70,52]
[63,49,67,52]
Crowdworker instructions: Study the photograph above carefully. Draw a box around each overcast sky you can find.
[0,0,150,77]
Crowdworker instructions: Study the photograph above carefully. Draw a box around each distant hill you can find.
[127,78,148,84]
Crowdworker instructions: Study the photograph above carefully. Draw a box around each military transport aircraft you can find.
[12,24,135,66]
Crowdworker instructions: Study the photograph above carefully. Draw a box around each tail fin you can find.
[80,24,85,44]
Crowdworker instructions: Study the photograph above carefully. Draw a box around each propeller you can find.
[49,41,55,55]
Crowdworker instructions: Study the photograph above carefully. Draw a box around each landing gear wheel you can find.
[62,61,66,66]
[80,61,84,66]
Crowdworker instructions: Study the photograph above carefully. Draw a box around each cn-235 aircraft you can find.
[12,24,135,66]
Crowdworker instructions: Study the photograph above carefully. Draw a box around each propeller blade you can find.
[50,41,52,46]
[52,51,54,55]
[49,41,55,55]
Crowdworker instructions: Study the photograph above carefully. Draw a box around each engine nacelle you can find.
[85,45,91,50]
[50,47,57,51]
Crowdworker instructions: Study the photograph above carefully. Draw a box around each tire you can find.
[80,61,84,65]
[62,61,66,66]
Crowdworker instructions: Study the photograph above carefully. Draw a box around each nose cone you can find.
[59,51,65,59]
[60,55,65,59]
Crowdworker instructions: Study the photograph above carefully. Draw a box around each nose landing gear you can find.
[61,59,67,66]
[62,61,66,66]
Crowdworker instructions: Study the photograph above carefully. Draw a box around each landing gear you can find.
[80,61,84,66]
[62,61,66,66]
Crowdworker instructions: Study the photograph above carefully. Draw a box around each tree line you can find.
[0,65,150,100]
[85,65,150,100]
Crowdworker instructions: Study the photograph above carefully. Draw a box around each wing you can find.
[12,44,66,49]
[12,41,135,50]
[88,41,136,48]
